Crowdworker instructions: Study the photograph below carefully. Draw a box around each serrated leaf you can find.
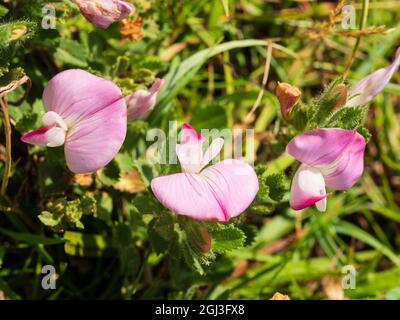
[265,173,287,202]
[39,194,96,230]
[211,224,246,254]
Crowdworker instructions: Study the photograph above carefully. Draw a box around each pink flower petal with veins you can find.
[126,78,164,120]
[151,159,259,221]
[21,69,127,173]
[290,165,327,212]
[287,128,366,211]
[21,126,66,147]
[72,0,134,29]
[348,47,400,107]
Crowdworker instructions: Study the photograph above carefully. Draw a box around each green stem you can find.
[0,98,12,195]
[343,0,370,78]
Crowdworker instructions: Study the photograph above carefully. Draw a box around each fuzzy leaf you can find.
[211,224,246,254]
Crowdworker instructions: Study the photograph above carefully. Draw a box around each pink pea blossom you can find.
[125,78,164,120]
[21,69,127,174]
[286,128,366,212]
[347,47,400,107]
[72,0,134,29]
[151,124,259,222]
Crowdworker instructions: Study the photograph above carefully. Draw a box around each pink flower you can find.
[21,69,127,174]
[151,124,259,222]
[347,47,400,107]
[125,78,164,120]
[72,0,134,29]
[286,128,366,212]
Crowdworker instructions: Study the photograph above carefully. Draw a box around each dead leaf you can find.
[322,276,344,300]
[0,75,30,98]
[114,170,145,193]
[120,18,144,41]
[73,173,93,187]
[270,292,291,300]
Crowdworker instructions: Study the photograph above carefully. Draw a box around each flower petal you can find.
[126,78,164,120]
[199,137,224,170]
[286,128,360,167]
[64,98,127,173]
[317,131,366,190]
[42,111,68,131]
[21,126,66,147]
[42,69,124,126]
[181,123,205,143]
[72,0,134,29]
[151,159,258,221]
[347,47,400,107]
[175,123,207,173]
[176,142,204,174]
[290,164,327,212]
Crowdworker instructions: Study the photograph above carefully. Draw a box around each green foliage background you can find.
[0,0,400,300]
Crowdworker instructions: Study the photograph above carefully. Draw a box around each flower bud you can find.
[126,78,164,120]
[72,0,134,29]
[276,82,301,120]
[333,84,348,108]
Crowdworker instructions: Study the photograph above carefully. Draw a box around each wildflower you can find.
[151,124,259,221]
[72,0,134,29]
[347,47,400,107]
[125,78,164,120]
[286,128,366,211]
[21,69,127,173]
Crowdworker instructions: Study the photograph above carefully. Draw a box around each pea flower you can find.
[72,0,134,29]
[21,69,127,174]
[151,124,259,221]
[125,78,164,120]
[286,128,366,212]
[347,47,400,107]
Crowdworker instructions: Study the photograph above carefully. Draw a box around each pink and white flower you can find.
[21,69,127,174]
[286,128,366,212]
[72,0,134,29]
[151,124,259,221]
[347,47,400,107]
[125,78,164,120]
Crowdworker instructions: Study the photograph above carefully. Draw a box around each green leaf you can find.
[38,211,62,227]
[308,78,346,128]
[55,38,89,67]
[39,194,97,230]
[64,231,115,257]
[191,103,228,130]
[0,228,65,245]
[0,5,9,17]
[335,221,400,266]
[211,224,246,254]
[0,278,21,300]
[265,173,287,202]
[149,39,272,125]
[327,105,368,130]
[0,21,36,50]
[0,245,5,268]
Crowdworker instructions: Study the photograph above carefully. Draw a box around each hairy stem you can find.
[0,97,12,195]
